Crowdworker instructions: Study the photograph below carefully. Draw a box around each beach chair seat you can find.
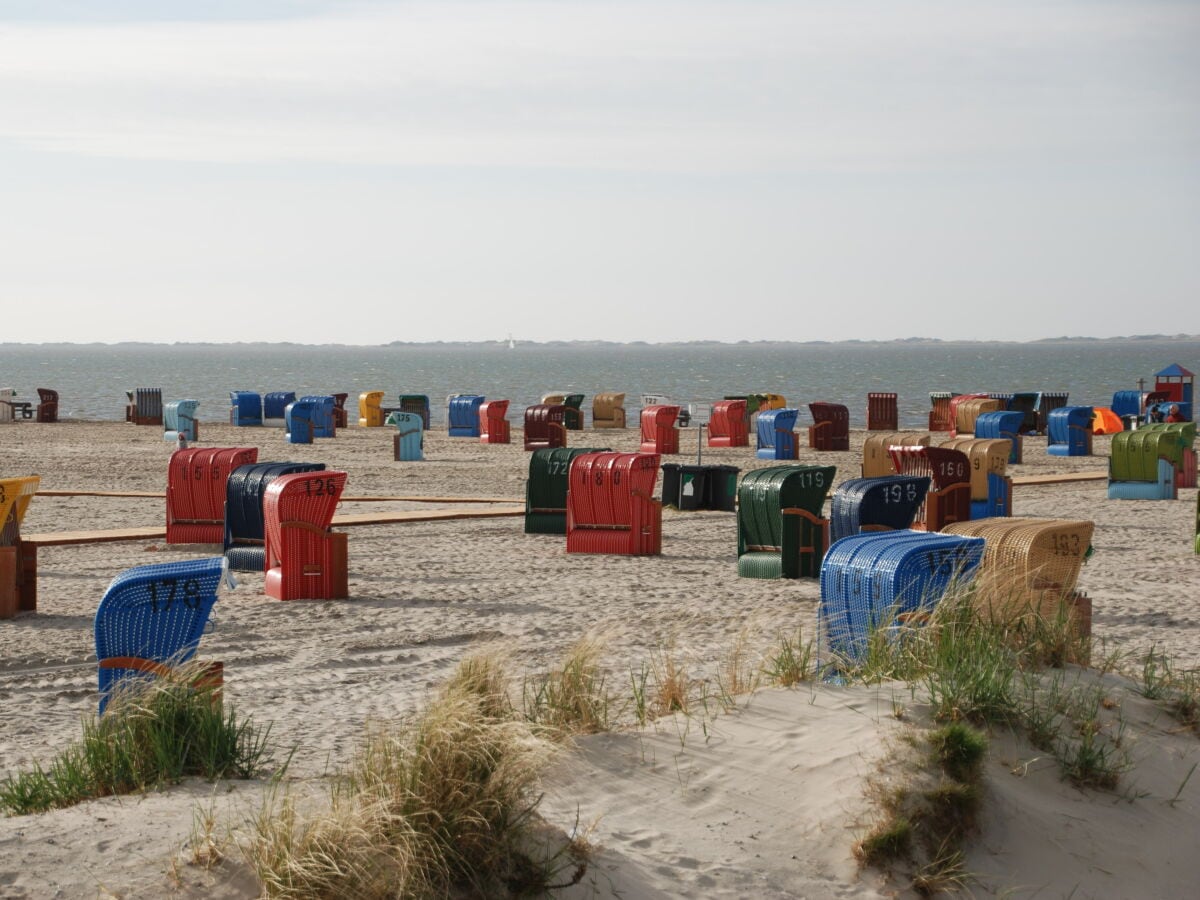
[819,531,985,663]
[224,461,326,571]
[263,470,349,600]
[359,391,386,427]
[448,394,486,437]
[888,446,972,531]
[263,392,296,427]
[928,392,956,432]
[167,447,259,544]
[0,475,40,618]
[1046,406,1093,456]
[861,432,930,478]
[164,399,200,443]
[808,402,850,452]
[229,391,263,426]
[866,393,898,432]
[566,452,662,555]
[480,399,511,444]
[708,399,749,447]
[944,517,1093,626]
[525,447,611,535]
[640,405,681,455]
[387,411,425,461]
[35,388,59,423]
[737,465,836,579]
[126,388,163,426]
[829,476,931,543]
[524,404,568,451]
[94,557,232,713]
[756,408,800,459]
[592,393,626,429]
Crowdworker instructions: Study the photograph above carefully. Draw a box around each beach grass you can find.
[0,660,273,816]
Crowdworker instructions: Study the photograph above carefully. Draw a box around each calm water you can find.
[1,340,1196,428]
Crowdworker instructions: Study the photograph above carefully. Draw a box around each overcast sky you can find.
[1,0,1197,344]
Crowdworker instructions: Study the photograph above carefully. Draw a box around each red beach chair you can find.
[480,399,512,444]
[263,470,348,600]
[640,405,681,454]
[888,446,971,531]
[166,447,259,544]
[566,452,662,556]
[708,399,749,447]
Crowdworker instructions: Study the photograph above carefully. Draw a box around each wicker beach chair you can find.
[263,470,349,600]
[592,393,626,429]
[566,452,662,556]
[224,461,327,571]
[737,465,836,579]
[0,475,40,618]
[479,399,511,444]
[94,556,232,713]
[640,405,681,455]
[861,432,930,478]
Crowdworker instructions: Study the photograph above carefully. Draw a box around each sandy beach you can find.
[1,418,1199,898]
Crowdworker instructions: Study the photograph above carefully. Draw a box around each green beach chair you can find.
[525,447,609,534]
[737,465,836,579]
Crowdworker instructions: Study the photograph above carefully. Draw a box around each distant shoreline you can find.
[2,335,1198,350]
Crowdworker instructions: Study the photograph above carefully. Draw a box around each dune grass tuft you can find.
[246,653,586,899]
[0,661,273,816]
[522,637,613,736]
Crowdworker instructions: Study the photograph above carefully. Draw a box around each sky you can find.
[1,0,1197,345]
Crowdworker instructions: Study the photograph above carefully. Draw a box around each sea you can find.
[1,339,1197,429]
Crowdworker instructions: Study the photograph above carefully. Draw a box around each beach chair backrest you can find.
[756,408,799,459]
[397,395,431,430]
[0,476,40,546]
[263,391,296,421]
[566,452,662,555]
[639,405,681,454]
[35,388,59,423]
[359,390,385,427]
[448,394,486,436]
[230,391,262,426]
[525,447,610,534]
[94,556,230,712]
[866,393,899,432]
[592,393,626,429]
[808,402,850,451]
[708,399,748,447]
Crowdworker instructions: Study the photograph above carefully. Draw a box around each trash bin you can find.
[661,464,708,510]
[704,465,740,512]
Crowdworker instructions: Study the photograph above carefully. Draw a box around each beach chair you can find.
[164,399,200,443]
[1110,391,1143,425]
[1107,430,1182,500]
[724,395,762,433]
[284,398,316,444]
[263,392,295,427]
[939,438,1012,504]
[388,411,425,461]
[866,393,898,432]
[566,452,662,555]
[448,394,486,437]
[1046,406,1093,456]
[808,402,850,451]
[761,393,787,410]
[0,388,13,423]
[35,389,59,423]
[737,465,836,579]
[888,445,972,531]
[1036,392,1069,435]
[224,461,327,571]
[640,405,681,455]
[943,517,1093,632]
[94,556,232,713]
[331,393,349,430]
[543,393,585,431]
[829,475,931,543]
[167,447,259,544]
[524,404,568,451]
[819,531,985,664]
[359,391,386,427]
[394,395,432,430]
[263,470,349,600]
[861,432,930,478]
[299,396,336,438]
[974,411,1024,464]
[592,393,626,430]
[479,399,511,444]
[126,388,163,426]
[945,394,988,438]
[928,392,956,432]
[229,391,263,426]
[707,399,749,447]
[756,408,799,460]
[952,397,1002,439]
[0,475,40,618]
[1004,392,1040,434]
[525,447,610,535]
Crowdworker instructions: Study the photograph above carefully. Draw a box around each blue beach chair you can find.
[94,557,233,713]
[224,462,327,571]
[230,391,263,426]
[387,411,425,461]
[163,399,200,443]
[755,408,800,460]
